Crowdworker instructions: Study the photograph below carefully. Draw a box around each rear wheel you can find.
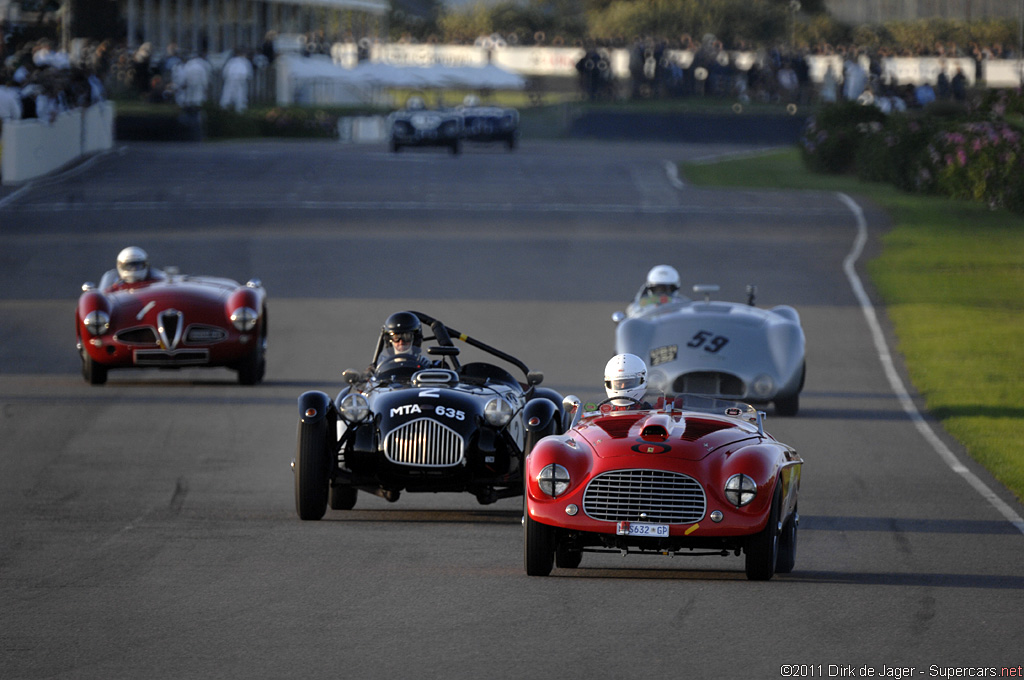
[329,485,358,510]
[555,542,582,569]
[745,482,782,581]
[524,513,555,576]
[294,419,329,520]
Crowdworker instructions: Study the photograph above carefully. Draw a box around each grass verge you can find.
[682,147,1024,504]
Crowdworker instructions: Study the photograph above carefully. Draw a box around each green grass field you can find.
[682,147,1024,503]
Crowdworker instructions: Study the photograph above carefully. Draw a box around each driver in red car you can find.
[100,246,166,290]
[603,353,653,410]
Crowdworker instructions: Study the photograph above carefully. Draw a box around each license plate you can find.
[616,521,670,537]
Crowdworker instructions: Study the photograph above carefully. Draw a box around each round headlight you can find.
[483,397,513,427]
[537,463,570,498]
[230,306,259,332]
[725,474,758,507]
[339,393,370,423]
[751,374,775,398]
[83,310,110,336]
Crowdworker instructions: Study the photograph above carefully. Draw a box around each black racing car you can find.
[293,311,565,519]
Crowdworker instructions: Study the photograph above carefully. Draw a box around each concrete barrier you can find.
[1,101,116,185]
[337,115,387,143]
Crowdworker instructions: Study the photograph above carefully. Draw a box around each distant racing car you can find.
[388,96,463,154]
[458,96,519,149]
[613,283,806,415]
[292,311,564,519]
[76,249,267,385]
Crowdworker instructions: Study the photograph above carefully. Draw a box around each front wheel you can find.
[745,482,781,581]
[524,512,555,576]
[776,507,798,574]
[81,349,108,385]
[294,419,329,520]
[237,340,266,385]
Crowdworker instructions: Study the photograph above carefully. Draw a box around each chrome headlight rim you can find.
[537,463,570,498]
[339,393,371,423]
[751,373,775,399]
[725,473,758,507]
[483,397,513,427]
[230,306,259,332]
[83,310,111,336]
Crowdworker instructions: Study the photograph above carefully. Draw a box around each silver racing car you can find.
[613,283,806,416]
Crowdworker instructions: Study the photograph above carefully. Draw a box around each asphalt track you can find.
[2,139,1023,679]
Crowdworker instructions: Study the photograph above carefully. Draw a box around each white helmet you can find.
[646,264,680,294]
[604,353,648,404]
[406,96,425,110]
[463,95,480,107]
[116,246,150,283]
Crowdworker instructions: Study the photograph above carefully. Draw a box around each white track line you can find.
[837,192,1024,535]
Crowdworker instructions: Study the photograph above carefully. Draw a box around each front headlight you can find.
[83,310,110,336]
[230,306,259,332]
[725,474,758,507]
[751,374,775,398]
[537,464,570,498]
[339,393,370,422]
[483,397,513,427]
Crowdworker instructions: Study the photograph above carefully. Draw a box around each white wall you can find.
[1,102,116,185]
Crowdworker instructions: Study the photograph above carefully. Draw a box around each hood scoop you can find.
[680,418,735,441]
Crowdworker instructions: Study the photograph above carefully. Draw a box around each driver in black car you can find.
[374,311,433,373]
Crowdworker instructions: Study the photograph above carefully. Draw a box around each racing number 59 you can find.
[687,330,729,353]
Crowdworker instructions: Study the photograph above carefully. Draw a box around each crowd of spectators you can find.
[575,33,1014,110]
[1,38,108,128]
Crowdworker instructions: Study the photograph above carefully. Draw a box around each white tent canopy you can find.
[278,54,527,105]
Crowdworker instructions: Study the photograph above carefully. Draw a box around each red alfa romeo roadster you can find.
[76,258,267,386]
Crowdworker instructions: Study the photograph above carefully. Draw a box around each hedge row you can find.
[800,90,1024,213]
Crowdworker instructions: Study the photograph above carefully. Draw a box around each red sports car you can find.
[76,262,267,385]
[523,395,802,579]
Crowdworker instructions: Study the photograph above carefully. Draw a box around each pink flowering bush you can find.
[921,122,1023,208]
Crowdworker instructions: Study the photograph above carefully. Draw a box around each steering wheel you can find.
[595,396,645,410]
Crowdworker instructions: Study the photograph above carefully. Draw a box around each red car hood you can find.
[572,411,761,461]
[105,278,237,326]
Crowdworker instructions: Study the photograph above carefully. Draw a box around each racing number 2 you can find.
[687,330,729,353]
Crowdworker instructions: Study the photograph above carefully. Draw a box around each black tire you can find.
[555,542,582,569]
[294,419,329,520]
[390,139,401,153]
[237,341,265,385]
[81,350,108,385]
[449,139,461,155]
[774,392,799,417]
[776,506,798,574]
[329,485,358,510]
[745,481,782,581]
[524,513,555,576]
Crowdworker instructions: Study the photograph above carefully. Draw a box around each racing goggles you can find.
[605,376,644,391]
[120,261,147,272]
[388,331,414,343]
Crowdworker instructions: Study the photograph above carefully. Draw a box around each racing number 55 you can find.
[687,330,729,353]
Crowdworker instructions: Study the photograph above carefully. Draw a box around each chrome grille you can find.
[583,469,706,524]
[673,372,745,397]
[384,418,465,467]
